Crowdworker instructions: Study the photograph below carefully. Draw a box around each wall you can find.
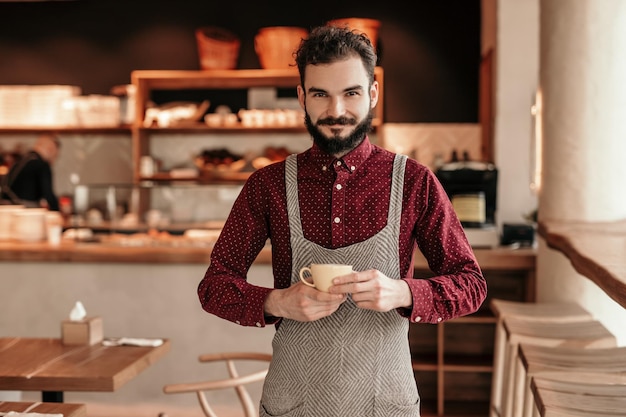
[381,123,482,170]
[0,0,481,124]
[493,0,538,226]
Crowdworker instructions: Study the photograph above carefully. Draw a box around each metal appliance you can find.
[435,161,499,247]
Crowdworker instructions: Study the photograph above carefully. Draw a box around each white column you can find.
[539,0,626,220]
[537,0,626,344]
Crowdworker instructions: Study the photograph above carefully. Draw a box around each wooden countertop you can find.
[538,218,626,309]
[0,240,272,264]
[0,239,535,271]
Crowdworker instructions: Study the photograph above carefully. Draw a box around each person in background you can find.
[197,25,487,416]
[1,132,60,210]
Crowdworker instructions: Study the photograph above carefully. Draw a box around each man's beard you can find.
[304,111,374,156]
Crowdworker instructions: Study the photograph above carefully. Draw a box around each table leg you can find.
[42,391,63,402]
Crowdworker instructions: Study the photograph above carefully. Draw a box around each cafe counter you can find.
[0,239,533,269]
[0,239,535,411]
[0,239,270,264]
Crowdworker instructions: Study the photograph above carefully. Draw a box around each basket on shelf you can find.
[195,26,241,70]
[327,18,381,50]
[254,26,308,69]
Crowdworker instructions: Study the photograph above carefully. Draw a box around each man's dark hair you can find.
[294,25,377,88]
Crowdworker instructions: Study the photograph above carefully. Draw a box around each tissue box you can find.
[61,316,103,345]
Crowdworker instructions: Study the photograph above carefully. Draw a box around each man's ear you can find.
[297,85,306,110]
[370,80,379,109]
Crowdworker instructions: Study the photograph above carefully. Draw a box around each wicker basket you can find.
[195,27,240,70]
[254,26,308,69]
[327,18,381,50]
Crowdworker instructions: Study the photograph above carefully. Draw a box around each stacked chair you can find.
[489,298,618,417]
[517,344,626,416]
[530,373,626,416]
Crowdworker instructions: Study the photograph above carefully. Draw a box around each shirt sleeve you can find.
[197,170,277,328]
[39,162,59,211]
[401,167,487,324]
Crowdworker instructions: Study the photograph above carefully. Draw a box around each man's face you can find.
[297,57,379,156]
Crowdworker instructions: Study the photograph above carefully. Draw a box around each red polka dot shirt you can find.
[198,137,487,327]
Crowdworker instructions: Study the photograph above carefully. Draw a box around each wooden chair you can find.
[516,343,626,417]
[501,316,616,417]
[163,351,272,417]
[530,375,626,417]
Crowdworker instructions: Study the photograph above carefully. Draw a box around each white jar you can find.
[13,208,47,242]
[0,205,24,240]
[140,156,156,176]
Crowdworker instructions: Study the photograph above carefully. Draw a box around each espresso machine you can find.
[435,160,499,247]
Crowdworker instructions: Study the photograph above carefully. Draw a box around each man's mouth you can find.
[317,116,356,126]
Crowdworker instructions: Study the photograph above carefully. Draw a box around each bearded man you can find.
[198,25,486,417]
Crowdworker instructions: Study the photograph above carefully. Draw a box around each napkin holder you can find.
[62,316,103,345]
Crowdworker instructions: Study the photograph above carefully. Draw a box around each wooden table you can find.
[538,219,626,309]
[0,401,86,417]
[0,337,170,403]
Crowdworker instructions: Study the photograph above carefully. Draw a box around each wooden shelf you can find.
[131,69,303,89]
[442,355,493,372]
[411,250,536,416]
[131,68,383,131]
[411,353,438,370]
[136,124,308,134]
[140,171,252,184]
[136,118,381,134]
[0,126,131,134]
[421,400,490,417]
[130,67,385,213]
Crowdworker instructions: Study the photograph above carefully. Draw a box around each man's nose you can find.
[327,97,346,117]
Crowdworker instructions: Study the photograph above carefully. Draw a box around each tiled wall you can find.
[380,123,482,170]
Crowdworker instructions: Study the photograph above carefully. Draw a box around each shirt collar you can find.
[309,136,373,173]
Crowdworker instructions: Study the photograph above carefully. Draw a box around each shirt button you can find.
[336,161,342,166]
[334,217,341,224]
[336,184,342,190]
[350,166,356,171]
[437,317,443,322]
[322,166,327,171]
[255,322,262,327]
[414,316,422,323]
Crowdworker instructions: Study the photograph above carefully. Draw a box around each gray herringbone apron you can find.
[259,154,420,417]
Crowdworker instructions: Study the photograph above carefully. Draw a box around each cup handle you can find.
[299,267,315,287]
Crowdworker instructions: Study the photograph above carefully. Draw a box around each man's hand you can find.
[329,269,412,312]
[264,282,347,322]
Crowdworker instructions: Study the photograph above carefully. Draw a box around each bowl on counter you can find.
[12,208,47,242]
[0,204,24,241]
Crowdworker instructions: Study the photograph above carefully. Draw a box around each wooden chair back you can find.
[163,352,272,417]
